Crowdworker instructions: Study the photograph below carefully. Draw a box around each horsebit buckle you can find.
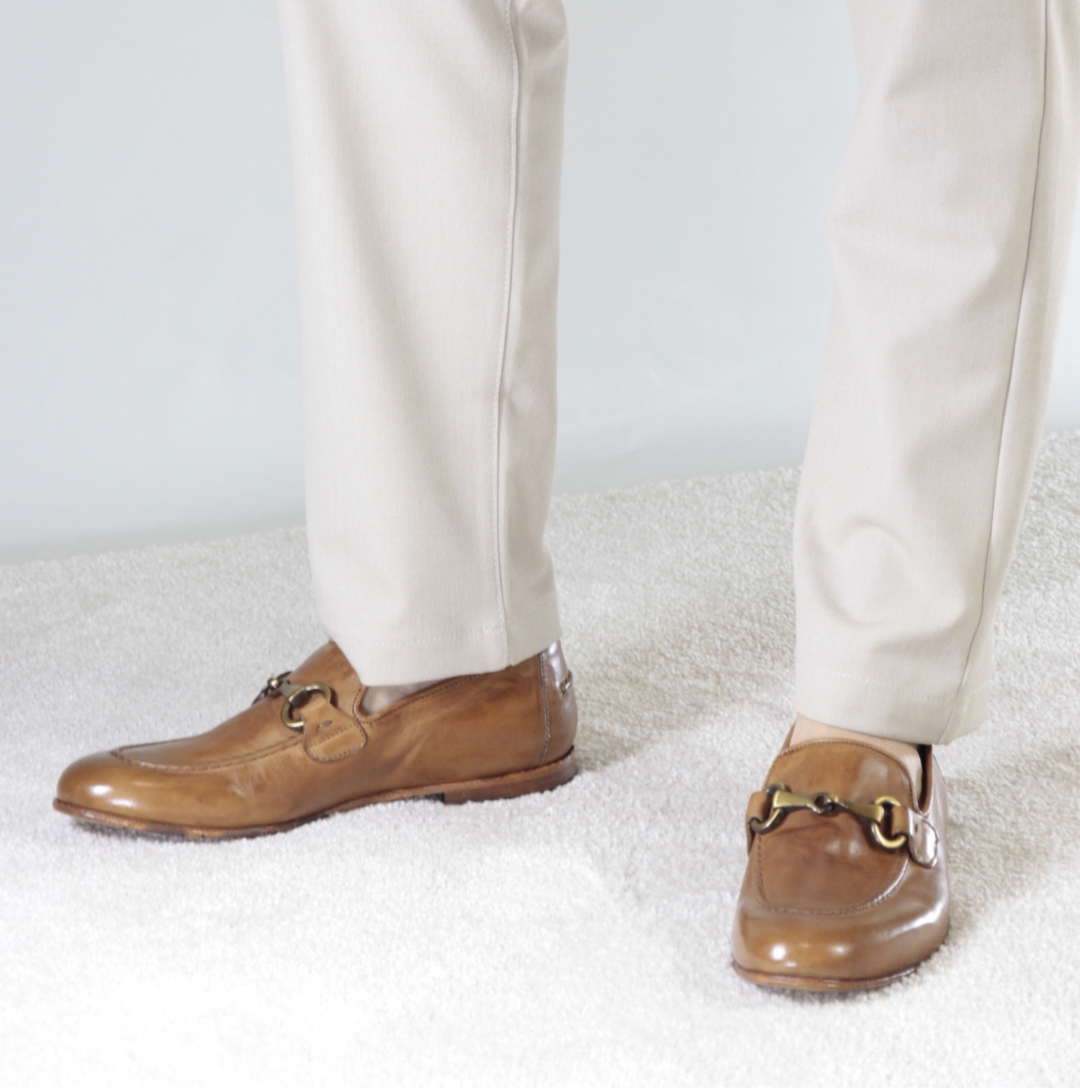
[258,673,334,730]
[748,782,908,851]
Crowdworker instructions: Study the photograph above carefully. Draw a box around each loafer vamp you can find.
[56,643,365,829]
[108,640,365,771]
[757,811,907,911]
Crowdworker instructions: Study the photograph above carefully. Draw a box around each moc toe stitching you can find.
[110,736,302,773]
[754,844,908,916]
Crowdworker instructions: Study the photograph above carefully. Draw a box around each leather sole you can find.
[52,748,578,840]
[732,959,917,992]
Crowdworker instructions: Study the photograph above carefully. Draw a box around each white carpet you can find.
[4,435,1080,1087]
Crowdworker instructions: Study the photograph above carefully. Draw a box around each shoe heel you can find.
[441,749,577,805]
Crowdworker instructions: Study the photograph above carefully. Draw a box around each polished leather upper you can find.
[732,738,949,985]
[56,641,577,832]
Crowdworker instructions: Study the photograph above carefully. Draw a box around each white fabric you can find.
[282,1,1079,744]
[795,0,1080,743]
[279,0,567,685]
[5,435,1080,1084]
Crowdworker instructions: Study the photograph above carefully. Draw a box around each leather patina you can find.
[54,641,577,838]
[732,738,949,991]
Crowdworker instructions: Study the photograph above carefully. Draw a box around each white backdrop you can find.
[2,0,1080,557]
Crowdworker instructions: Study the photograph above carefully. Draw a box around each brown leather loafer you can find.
[54,641,577,838]
[731,737,949,991]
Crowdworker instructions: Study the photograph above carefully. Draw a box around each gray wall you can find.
[2,1,1079,557]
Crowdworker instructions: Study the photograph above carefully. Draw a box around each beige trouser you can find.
[279,1,1080,745]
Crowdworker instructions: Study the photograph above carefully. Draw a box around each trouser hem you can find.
[795,664,989,746]
[323,603,562,687]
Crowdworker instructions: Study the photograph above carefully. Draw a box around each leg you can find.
[53,0,579,837]
[796,0,1080,745]
[282,0,567,687]
[735,0,1080,990]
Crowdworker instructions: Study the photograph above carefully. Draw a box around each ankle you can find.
[790,715,923,800]
[360,678,442,715]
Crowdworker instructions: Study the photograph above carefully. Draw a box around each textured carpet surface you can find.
[4,435,1080,1086]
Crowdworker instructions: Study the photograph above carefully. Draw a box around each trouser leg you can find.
[278,0,568,685]
[795,0,1080,744]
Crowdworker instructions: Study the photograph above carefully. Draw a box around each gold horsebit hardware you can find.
[749,782,909,851]
[259,673,334,730]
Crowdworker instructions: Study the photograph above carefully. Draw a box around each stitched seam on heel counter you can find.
[538,652,551,765]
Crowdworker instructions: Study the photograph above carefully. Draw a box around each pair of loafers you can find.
[54,641,948,991]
